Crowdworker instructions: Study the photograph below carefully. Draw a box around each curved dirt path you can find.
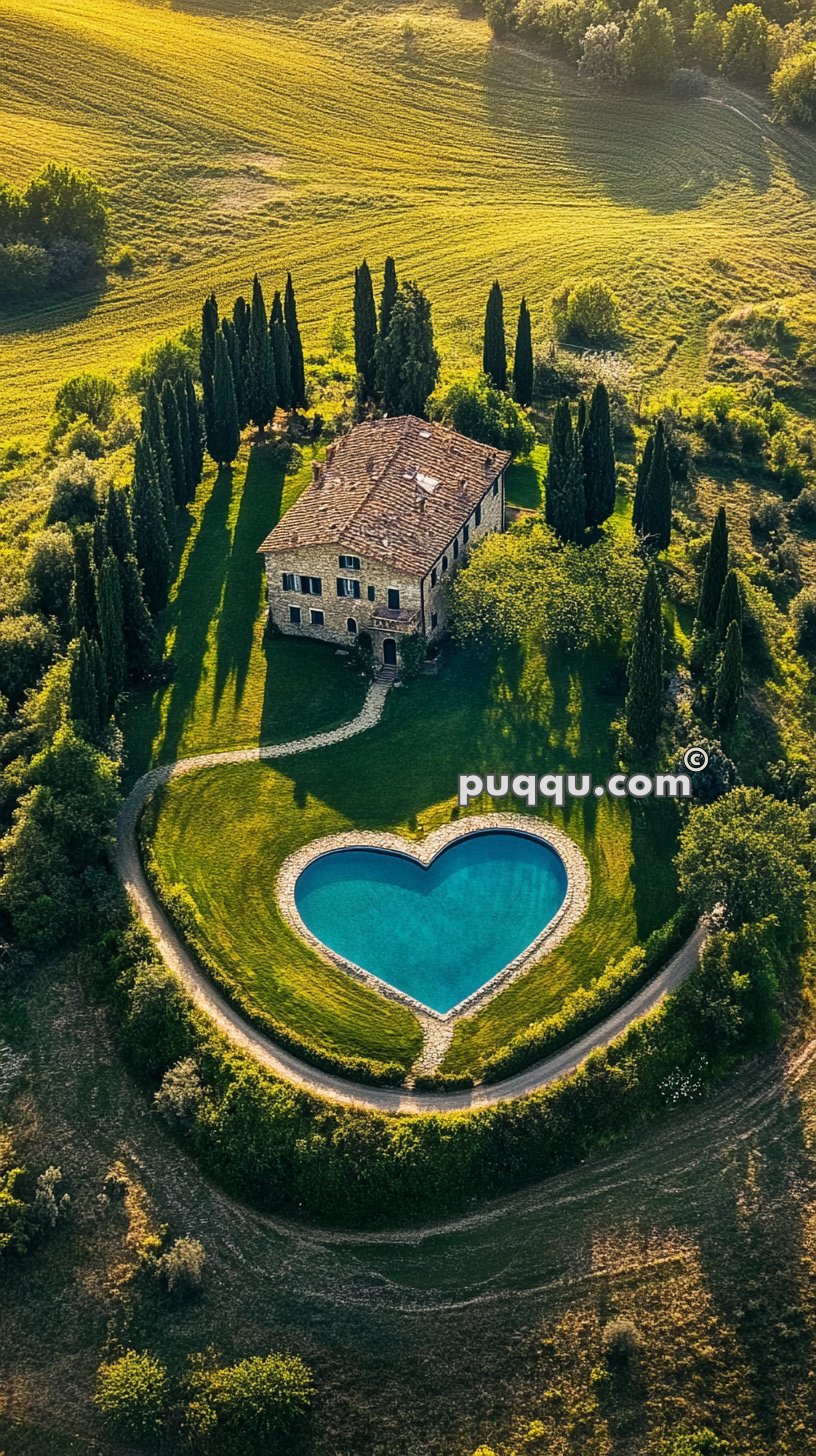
[116,680,708,1114]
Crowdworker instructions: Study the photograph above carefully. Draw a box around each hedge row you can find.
[140,837,408,1088]
[98,913,789,1227]
[479,906,699,1083]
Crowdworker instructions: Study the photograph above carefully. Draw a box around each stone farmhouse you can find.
[258,415,511,668]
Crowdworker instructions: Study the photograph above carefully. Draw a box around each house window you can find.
[282,573,321,595]
[431,567,437,587]
[339,554,361,570]
[453,539,459,560]
[367,585,375,601]
[387,588,401,609]
[492,479,499,496]
[310,609,324,626]
[475,503,482,526]
[431,611,438,630]
[346,617,358,634]
[336,577,361,599]
[442,555,448,572]
[463,524,469,545]
[289,606,302,625]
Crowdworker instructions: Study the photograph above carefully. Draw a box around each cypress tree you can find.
[697,506,729,631]
[221,317,247,430]
[68,630,106,743]
[71,528,97,639]
[584,381,617,529]
[200,291,218,449]
[379,256,398,341]
[483,280,507,391]
[184,371,204,487]
[353,260,378,397]
[105,484,136,564]
[632,431,653,533]
[715,618,743,730]
[545,399,585,543]
[270,289,284,326]
[576,394,587,437]
[95,551,126,709]
[119,552,158,679]
[174,376,195,502]
[283,273,306,409]
[161,379,188,506]
[271,319,293,412]
[625,565,663,747]
[512,296,534,407]
[143,381,175,533]
[375,281,440,417]
[91,511,108,568]
[247,274,276,431]
[209,331,241,466]
[131,435,171,612]
[716,567,743,642]
[639,420,672,549]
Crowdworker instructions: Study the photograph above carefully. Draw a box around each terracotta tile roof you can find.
[258,416,511,575]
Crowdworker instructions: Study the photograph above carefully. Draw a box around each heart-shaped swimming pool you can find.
[293,829,569,1016]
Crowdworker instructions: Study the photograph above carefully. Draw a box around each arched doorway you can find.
[383,637,397,666]
[346,617,358,635]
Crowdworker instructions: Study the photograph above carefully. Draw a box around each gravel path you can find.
[116,680,708,1114]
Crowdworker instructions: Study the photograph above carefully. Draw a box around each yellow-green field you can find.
[3,0,816,440]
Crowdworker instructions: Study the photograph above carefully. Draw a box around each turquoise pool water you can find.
[293,829,568,1015]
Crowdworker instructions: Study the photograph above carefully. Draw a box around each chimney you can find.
[312,461,321,482]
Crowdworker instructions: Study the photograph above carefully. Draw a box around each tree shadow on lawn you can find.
[479,38,774,214]
[155,465,235,766]
[211,444,283,721]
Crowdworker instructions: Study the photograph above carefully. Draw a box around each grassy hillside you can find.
[3,0,816,439]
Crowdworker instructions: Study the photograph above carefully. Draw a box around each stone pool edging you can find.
[276,813,591,1060]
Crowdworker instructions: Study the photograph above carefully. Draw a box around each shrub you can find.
[790,485,816,525]
[156,1235,206,1296]
[552,277,621,344]
[772,44,816,123]
[602,1316,643,1366]
[670,64,708,96]
[791,585,816,650]
[430,375,535,455]
[94,1351,170,1442]
[0,613,55,709]
[661,1432,727,1456]
[674,739,739,803]
[48,237,97,287]
[155,1057,204,1128]
[183,1352,314,1452]
[0,181,24,242]
[0,242,50,300]
[31,1166,70,1231]
[0,1127,29,1256]
[125,962,195,1077]
[111,245,135,275]
[26,524,75,624]
[398,632,428,679]
[46,453,101,525]
[53,372,118,429]
[127,332,199,394]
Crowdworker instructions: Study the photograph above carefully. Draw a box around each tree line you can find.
[200,273,308,466]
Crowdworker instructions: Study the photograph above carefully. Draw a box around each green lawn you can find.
[123,440,368,783]
[147,644,679,1078]
[4,0,816,444]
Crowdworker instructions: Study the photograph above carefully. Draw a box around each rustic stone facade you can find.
[264,474,504,662]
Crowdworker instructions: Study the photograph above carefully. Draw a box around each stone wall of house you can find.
[262,471,505,662]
